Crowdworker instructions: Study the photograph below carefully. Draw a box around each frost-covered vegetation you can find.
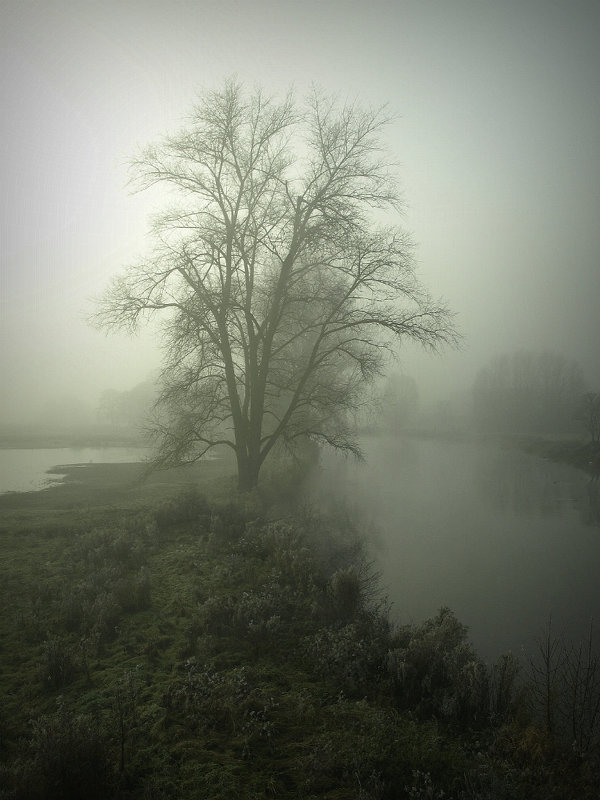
[0,479,598,798]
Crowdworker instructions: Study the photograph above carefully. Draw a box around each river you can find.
[0,446,151,494]
[316,435,600,662]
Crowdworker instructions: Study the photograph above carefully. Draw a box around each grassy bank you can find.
[0,465,598,798]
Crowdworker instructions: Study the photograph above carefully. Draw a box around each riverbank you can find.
[1,434,599,798]
[1,462,598,797]
[0,423,147,450]
[517,436,600,473]
[0,457,237,522]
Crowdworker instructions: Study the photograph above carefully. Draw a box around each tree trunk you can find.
[236,450,261,492]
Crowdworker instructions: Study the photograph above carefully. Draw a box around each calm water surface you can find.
[0,447,150,494]
[317,436,600,662]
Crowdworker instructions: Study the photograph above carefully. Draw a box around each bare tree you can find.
[577,392,600,445]
[96,81,456,490]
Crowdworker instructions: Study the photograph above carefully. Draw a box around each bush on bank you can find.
[0,488,598,799]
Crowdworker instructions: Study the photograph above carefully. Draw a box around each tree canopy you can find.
[96,81,456,490]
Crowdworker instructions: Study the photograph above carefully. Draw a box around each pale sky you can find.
[1,0,599,423]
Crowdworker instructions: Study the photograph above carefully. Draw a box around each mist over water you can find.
[313,436,600,663]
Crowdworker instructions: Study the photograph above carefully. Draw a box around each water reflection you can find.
[474,447,592,521]
[315,436,600,662]
[584,475,600,526]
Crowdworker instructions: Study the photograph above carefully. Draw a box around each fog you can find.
[2,0,599,424]
[4,10,600,788]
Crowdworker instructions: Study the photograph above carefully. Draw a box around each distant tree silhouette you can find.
[97,381,156,427]
[577,392,600,445]
[472,350,586,435]
[380,372,419,432]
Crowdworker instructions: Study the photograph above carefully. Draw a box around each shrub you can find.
[134,565,152,609]
[328,566,362,618]
[231,522,322,609]
[489,651,520,725]
[154,488,210,532]
[240,696,278,757]
[9,700,113,800]
[526,621,600,756]
[208,502,248,544]
[60,589,87,633]
[233,589,281,636]
[76,527,144,573]
[405,769,447,799]
[57,525,152,644]
[113,566,152,613]
[386,607,488,723]
[125,510,159,540]
[111,667,144,773]
[262,523,318,591]
[38,636,78,690]
[193,594,235,636]
[163,660,280,754]
[162,662,251,734]
[89,591,121,647]
[302,621,389,694]
[297,698,464,798]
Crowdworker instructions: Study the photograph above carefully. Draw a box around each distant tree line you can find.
[472,350,587,436]
[380,372,419,432]
[97,380,156,427]
[577,392,600,445]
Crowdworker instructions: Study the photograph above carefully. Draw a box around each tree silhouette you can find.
[96,81,456,490]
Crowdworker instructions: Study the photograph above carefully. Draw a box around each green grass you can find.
[0,461,598,798]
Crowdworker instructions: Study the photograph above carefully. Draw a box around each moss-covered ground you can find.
[0,459,598,798]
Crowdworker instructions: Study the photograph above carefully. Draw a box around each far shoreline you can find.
[0,424,147,451]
